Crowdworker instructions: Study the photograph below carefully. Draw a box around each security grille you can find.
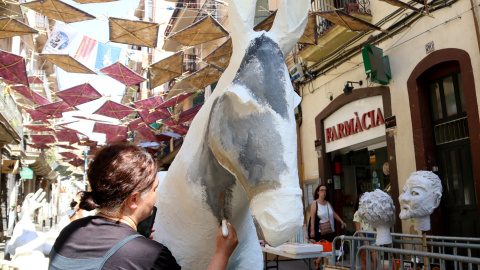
[434,117,469,145]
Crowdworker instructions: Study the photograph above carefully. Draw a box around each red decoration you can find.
[55,83,102,107]
[35,101,77,118]
[11,85,50,105]
[0,49,29,86]
[93,100,135,119]
[100,62,146,86]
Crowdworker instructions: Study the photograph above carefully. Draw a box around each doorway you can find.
[427,71,480,237]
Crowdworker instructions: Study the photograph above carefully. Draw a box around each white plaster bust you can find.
[399,171,442,232]
[358,189,396,246]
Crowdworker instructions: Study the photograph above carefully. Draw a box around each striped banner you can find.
[74,36,97,65]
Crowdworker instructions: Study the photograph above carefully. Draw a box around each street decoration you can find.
[35,101,77,118]
[0,17,38,39]
[133,96,170,124]
[93,100,135,119]
[10,85,50,105]
[148,51,184,89]
[25,108,53,123]
[55,83,102,107]
[162,119,188,136]
[108,17,160,48]
[100,62,146,86]
[27,143,50,149]
[56,144,78,150]
[178,104,203,123]
[0,50,29,86]
[68,157,85,167]
[181,65,222,89]
[157,92,195,109]
[27,76,43,84]
[30,134,56,144]
[23,124,54,132]
[167,15,229,46]
[59,152,78,160]
[41,54,96,74]
[55,128,80,144]
[93,122,128,143]
[73,0,117,3]
[155,131,180,142]
[203,38,232,71]
[21,0,95,23]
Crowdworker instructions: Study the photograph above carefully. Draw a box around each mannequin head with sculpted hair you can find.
[79,142,157,215]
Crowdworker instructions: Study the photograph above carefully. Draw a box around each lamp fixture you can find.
[343,80,363,95]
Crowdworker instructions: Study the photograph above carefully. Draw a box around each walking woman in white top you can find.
[309,185,346,270]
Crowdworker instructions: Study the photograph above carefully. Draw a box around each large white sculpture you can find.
[358,189,396,246]
[399,171,442,232]
[6,189,57,256]
[152,0,309,269]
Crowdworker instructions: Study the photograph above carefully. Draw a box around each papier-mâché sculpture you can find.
[399,171,442,232]
[358,189,396,245]
[152,0,310,269]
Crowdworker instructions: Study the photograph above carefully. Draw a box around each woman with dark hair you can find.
[310,184,345,270]
[49,143,238,270]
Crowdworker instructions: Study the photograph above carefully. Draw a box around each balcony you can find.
[298,0,372,63]
[163,0,200,52]
[0,87,23,145]
[159,137,183,167]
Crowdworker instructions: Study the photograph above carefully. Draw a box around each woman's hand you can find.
[340,221,346,229]
[310,231,315,238]
[208,221,238,270]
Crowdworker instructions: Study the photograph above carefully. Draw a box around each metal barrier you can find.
[330,231,480,270]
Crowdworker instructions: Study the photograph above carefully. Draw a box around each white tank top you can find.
[317,202,331,222]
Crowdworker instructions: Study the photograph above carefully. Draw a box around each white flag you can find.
[42,22,78,54]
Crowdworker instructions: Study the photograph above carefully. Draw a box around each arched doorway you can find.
[407,48,480,237]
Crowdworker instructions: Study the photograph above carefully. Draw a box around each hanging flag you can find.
[74,36,97,65]
[42,22,79,54]
[95,42,122,70]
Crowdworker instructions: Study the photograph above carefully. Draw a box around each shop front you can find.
[314,87,400,234]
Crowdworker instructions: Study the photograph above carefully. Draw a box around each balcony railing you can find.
[0,87,23,138]
[298,0,371,50]
[194,0,219,23]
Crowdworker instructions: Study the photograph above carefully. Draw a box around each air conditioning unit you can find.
[289,63,305,83]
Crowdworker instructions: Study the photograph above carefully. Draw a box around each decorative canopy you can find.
[59,152,78,160]
[26,108,52,123]
[298,13,318,45]
[69,157,85,167]
[28,76,44,84]
[0,17,38,39]
[35,101,77,118]
[55,83,102,107]
[0,50,29,86]
[27,143,50,149]
[41,54,96,74]
[78,138,98,148]
[11,85,50,105]
[133,96,170,124]
[253,10,276,32]
[181,65,222,89]
[31,134,56,144]
[23,124,54,132]
[163,119,188,136]
[74,0,118,3]
[135,124,157,142]
[157,92,195,109]
[203,38,232,70]
[148,51,184,89]
[21,0,95,23]
[93,100,135,119]
[56,144,78,150]
[55,128,80,144]
[178,104,203,123]
[167,15,229,46]
[128,117,143,131]
[313,10,387,33]
[379,0,427,15]
[109,17,160,48]
[93,122,128,143]
[156,131,181,142]
[100,62,146,86]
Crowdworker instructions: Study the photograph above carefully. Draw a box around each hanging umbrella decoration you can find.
[178,104,203,123]
[23,124,54,132]
[108,17,160,48]
[69,157,85,167]
[40,54,96,74]
[73,0,118,3]
[93,100,135,120]
[35,101,77,118]
[59,152,78,160]
[56,144,78,150]
[129,120,158,142]
[156,131,181,142]
[10,85,50,105]
[100,62,146,86]
[133,96,170,125]
[27,143,50,149]
[181,65,222,89]
[162,118,188,136]
[25,108,53,123]
[148,51,184,89]
[157,92,195,109]
[166,15,229,47]
[55,83,102,107]
[30,134,56,145]
[93,122,129,143]
[0,17,38,39]
[21,0,96,23]
[0,50,29,86]
[203,38,232,71]
[55,128,81,145]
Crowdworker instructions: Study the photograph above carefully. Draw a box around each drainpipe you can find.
[471,0,480,55]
